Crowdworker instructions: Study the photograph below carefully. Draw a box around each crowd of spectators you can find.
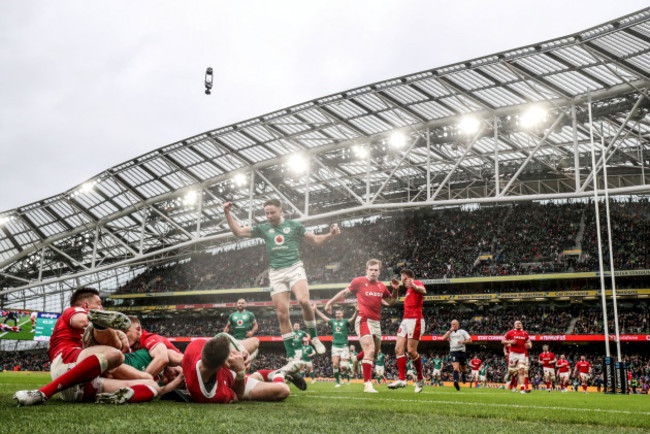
[112,199,650,296]
[138,302,650,338]
[0,351,49,372]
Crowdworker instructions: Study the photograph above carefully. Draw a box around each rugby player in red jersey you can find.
[13,288,171,406]
[182,334,304,403]
[387,269,426,393]
[469,357,482,389]
[325,259,399,393]
[125,316,185,378]
[555,354,571,392]
[538,345,557,392]
[502,320,531,394]
[573,355,592,393]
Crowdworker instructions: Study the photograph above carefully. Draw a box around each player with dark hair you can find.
[182,334,304,403]
[313,303,357,387]
[573,355,592,394]
[387,269,426,393]
[556,354,571,392]
[3,310,19,326]
[502,320,532,394]
[538,344,557,392]
[224,298,258,340]
[224,199,340,359]
[124,316,184,379]
[325,259,399,393]
[13,288,170,406]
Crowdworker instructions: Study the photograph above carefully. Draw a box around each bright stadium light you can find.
[519,106,548,129]
[352,145,369,159]
[79,180,98,194]
[458,116,481,135]
[288,154,309,174]
[182,190,198,206]
[0,215,15,226]
[233,173,247,187]
[389,133,407,149]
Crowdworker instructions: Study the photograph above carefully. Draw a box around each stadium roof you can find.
[3,7,650,303]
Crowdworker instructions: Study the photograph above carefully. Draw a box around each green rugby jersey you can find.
[293,329,308,350]
[329,319,350,348]
[301,345,315,362]
[433,358,443,370]
[227,310,256,340]
[251,219,306,270]
[375,353,386,367]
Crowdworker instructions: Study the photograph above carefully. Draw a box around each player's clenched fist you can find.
[223,202,233,213]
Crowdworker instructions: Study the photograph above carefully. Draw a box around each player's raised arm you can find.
[312,302,331,321]
[348,304,358,325]
[404,277,426,295]
[223,202,252,238]
[382,278,400,306]
[325,288,351,314]
[303,223,341,247]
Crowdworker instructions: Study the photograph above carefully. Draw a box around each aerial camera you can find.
[205,67,213,95]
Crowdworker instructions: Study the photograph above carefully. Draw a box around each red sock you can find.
[524,377,529,390]
[509,377,517,389]
[582,385,587,392]
[397,355,407,381]
[356,351,364,361]
[128,384,157,403]
[412,355,423,380]
[39,355,103,399]
[362,360,373,382]
[257,370,273,381]
[546,382,550,389]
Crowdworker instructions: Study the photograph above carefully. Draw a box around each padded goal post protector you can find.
[604,357,616,394]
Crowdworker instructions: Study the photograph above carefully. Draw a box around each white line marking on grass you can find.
[298,394,650,416]
[0,317,31,338]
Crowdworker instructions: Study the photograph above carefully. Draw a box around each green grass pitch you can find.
[1,372,648,433]
[0,315,34,340]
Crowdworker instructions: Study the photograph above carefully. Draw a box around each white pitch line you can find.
[297,394,650,416]
[0,317,32,338]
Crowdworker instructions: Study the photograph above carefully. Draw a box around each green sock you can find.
[334,369,340,384]
[305,320,318,340]
[311,372,315,380]
[282,333,295,358]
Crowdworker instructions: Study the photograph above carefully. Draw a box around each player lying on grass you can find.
[0,323,22,333]
[13,287,182,406]
[182,334,306,403]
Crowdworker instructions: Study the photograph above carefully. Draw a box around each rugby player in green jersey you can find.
[374,350,387,384]
[224,199,340,359]
[292,323,308,361]
[432,355,444,386]
[301,338,316,383]
[349,344,359,381]
[313,302,358,387]
[224,299,258,340]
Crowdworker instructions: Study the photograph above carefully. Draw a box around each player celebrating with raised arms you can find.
[538,344,557,392]
[387,269,426,393]
[224,199,340,359]
[313,303,358,388]
[441,319,472,391]
[502,320,531,394]
[325,259,399,393]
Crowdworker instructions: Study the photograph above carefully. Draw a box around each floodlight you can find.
[458,116,481,135]
[233,174,247,187]
[389,133,407,149]
[79,181,97,194]
[183,190,198,206]
[352,145,369,159]
[288,154,309,174]
[519,106,548,129]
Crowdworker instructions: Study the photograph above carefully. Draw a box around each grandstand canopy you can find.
[3,7,650,308]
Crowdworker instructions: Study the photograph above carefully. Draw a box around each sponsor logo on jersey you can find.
[275,235,284,245]
[237,320,243,326]
[364,291,384,297]
[336,326,341,332]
